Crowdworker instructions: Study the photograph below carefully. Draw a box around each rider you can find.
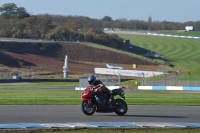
[87,75,111,99]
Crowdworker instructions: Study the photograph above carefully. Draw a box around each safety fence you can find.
[0,72,12,79]
[0,71,38,79]
[142,72,200,86]
[79,75,120,88]
[1,71,200,87]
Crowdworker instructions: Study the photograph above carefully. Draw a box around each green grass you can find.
[126,92,200,106]
[0,87,200,105]
[0,89,82,104]
[117,34,200,75]
[0,82,78,89]
[121,79,141,88]
[0,82,200,105]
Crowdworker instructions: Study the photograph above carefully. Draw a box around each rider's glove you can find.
[93,88,98,92]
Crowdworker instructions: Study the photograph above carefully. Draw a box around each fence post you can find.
[142,72,144,86]
[176,71,179,86]
[9,72,12,79]
[153,73,155,86]
[164,72,166,86]
[188,72,191,86]
[118,73,121,87]
[106,75,108,86]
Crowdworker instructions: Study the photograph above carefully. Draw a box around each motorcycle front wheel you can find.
[81,100,96,115]
[113,99,128,115]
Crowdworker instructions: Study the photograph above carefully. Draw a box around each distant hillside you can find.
[58,43,154,64]
[0,41,160,75]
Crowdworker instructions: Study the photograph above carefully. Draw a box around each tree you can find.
[65,22,80,32]
[148,16,152,31]
[102,16,113,21]
[0,3,30,19]
[84,33,94,42]
[15,7,30,19]
[0,3,17,19]
[87,27,94,35]
[46,26,67,40]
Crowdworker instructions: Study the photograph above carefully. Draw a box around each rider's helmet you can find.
[87,75,96,85]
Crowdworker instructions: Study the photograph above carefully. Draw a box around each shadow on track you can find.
[95,115,187,118]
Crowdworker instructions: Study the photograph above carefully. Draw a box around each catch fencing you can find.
[0,72,12,79]
[79,75,120,88]
[0,71,38,79]
[143,72,200,86]
[1,71,199,87]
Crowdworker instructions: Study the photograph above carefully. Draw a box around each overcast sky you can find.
[0,0,199,22]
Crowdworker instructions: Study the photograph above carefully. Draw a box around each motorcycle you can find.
[81,85,128,115]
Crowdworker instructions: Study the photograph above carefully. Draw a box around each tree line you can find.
[0,3,200,51]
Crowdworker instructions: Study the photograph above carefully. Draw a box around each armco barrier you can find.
[138,86,200,91]
[147,32,200,39]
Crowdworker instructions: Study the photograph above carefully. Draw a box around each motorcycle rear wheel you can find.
[113,99,128,115]
[81,100,96,115]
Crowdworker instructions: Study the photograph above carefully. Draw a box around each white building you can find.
[185,26,193,31]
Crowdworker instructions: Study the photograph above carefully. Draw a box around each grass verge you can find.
[0,82,78,89]
[0,84,200,105]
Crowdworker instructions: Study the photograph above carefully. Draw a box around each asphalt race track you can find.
[0,105,200,124]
